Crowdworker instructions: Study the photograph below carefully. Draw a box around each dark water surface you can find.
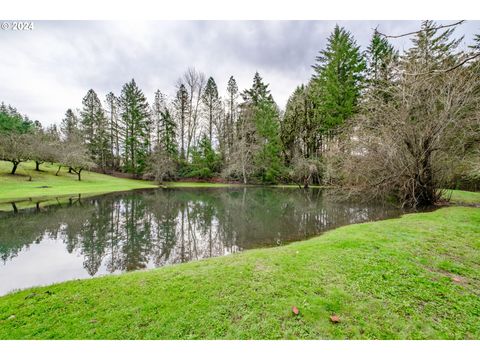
[0,187,405,295]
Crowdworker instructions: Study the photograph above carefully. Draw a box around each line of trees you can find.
[1,21,479,207]
[0,103,93,180]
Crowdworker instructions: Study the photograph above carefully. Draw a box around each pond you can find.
[0,187,405,295]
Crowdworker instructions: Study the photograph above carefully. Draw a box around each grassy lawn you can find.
[0,160,158,203]
[1,206,479,339]
[444,189,480,205]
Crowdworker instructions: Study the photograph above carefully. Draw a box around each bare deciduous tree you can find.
[147,148,177,184]
[0,133,32,175]
[332,60,480,208]
[223,106,259,184]
[182,67,206,159]
[57,138,95,181]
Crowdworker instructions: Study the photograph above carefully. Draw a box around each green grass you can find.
[0,160,158,203]
[1,206,479,339]
[444,189,480,205]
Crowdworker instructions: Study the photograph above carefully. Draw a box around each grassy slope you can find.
[0,161,157,203]
[1,206,479,339]
[446,189,480,205]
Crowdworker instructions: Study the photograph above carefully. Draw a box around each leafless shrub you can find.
[330,60,480,208]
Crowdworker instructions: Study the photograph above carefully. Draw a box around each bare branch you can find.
[375,20,465,39]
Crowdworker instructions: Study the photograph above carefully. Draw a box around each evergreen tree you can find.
[152,90,167,149]
[152,91,177,158]
[365,33,398,104]
[174,84,189,160]
[202,77,220,143]
[119,79,151,175]
[253,99,283,183]
[241,71,274,105]
[60,109,80,142]
[236,72,283,183]
[0,102,34,134]
[105,92,122,169]
[367,32,398,84]
[311,25,366,132]
[160,108,178,158]
[281,84,316,162]
[226,76,238,158]
[470,34,480,51]
[405,20,463,70]
[188,135,221,179]
[80,89,110,170]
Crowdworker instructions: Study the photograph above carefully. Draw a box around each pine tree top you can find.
[241,72,274,105]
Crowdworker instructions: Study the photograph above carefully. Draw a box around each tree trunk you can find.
[77,168,83,181]
[56,165,62,176]
[35,161,41,171]
[242,162,247,185]
[304,179,309,189]
[11,161,19,175]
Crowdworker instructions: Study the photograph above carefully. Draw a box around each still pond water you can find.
[0,187,405,295]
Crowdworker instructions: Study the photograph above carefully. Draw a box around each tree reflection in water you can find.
[0,188,404,278]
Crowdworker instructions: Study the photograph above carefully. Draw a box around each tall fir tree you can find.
[105,92,122,169]
[241,71,274,105]
[253,99,283,183]
[365,32,398,104]
[202,77,220,144]
[160,108,178,158]
[80,89,110,170]
[281,84,317,162]
[60,109,80,142]
[311,25,366,133]
[119,79,151,175]
[226,76,238,158]
[405,20,463,70]
[152,90,167,149]
[174,84,189,160]
[366,32,398,84]
[152,90,177,158]
[238,72,283,183]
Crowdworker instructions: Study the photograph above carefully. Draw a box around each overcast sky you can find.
[0,20,478,126]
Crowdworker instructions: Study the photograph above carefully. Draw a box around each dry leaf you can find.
[330,315,340,323]
[292,306,299,315]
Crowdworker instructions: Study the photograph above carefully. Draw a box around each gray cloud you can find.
[0,20,478,126]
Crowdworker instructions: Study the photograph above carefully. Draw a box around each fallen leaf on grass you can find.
[292,306,299,315]
[330,315,340,323]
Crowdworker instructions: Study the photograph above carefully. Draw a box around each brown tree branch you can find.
[374,20,465,39]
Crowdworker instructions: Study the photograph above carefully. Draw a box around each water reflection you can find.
[0,188,404,295]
